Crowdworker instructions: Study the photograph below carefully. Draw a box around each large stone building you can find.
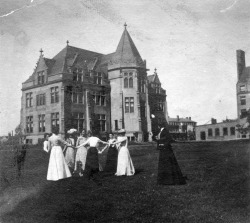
[195,49,250,141]
[20,25,168,144]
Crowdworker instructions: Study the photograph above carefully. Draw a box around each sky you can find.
[0,0,250,135]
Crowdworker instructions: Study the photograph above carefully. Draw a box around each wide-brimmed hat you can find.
[67,128,77,134]
[118,129,126,134]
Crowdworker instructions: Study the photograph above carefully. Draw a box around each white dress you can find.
[64,137,75,170]
[115,136,135,176]
[47,134,72,181]
[74,136,88,171]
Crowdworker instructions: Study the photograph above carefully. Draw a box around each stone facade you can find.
[20,26,168,144]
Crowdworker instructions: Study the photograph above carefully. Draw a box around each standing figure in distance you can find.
[112,129,135,176]
[64,131,76,174]
[74,129,88,173]
[156,122,186,185]
[47,127,72,181]
[14,135,27,178]
[103,133,118,174]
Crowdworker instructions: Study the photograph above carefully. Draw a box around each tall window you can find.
[26,116,33,133]
[140,79,145,93]
[124,72,133,88]
[124,73,128,88]
[38,71,45,85]
[36,94,46,106]
[129,72,133,88]
[97,114,106,132]
[51,87,59,103]
[38,114,45,132]
[72,112,84,132]
[26,92,33,108]
[215,128,220,136]
[155,84,161,94]
[93,91,106,106]
[73,68,83,82]
[141,103,146,118]
[157,100,164,111]
[125,97,134,113]
[208,128,213,137]
[240,96,246,105]
[223,127,228,136]
[93,72,102,84]
[241,109,247,118]
[240,85,246,92]
[230,127,235,135]
[72,90,83,104]
[51,112,59,129]
[115,120,118,130]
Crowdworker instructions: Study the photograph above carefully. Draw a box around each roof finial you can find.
[40,48,43,55]
[66,40,69,46]
[124,22,127,29]
[154,68,157,74]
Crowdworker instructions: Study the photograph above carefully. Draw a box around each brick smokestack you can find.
[237,50,246,80]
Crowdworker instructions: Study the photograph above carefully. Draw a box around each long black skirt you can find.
[157,146,186,185]
[104,145,118,173]
[84,147,101,182]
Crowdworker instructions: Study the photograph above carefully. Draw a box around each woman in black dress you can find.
[104,133,118,174]
[77,130,108,185]
[156,122,186,185]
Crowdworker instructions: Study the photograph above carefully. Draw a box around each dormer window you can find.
[38,71,45,85]
[73,68,83,82]
[93,72,102,85]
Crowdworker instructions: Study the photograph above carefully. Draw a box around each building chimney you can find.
[237,50,246,80]
[177,115,179,121]
[189,117,191,120]
[211,118,217,124]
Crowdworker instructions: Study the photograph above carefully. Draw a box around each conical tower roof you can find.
[109,24,145,70]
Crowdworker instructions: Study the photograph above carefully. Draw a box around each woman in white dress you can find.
[74,129,88,172]
[47,127,72,181]
[112,129,135,176]
[64,132,75,173]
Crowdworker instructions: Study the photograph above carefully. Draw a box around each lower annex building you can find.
[195,49,250,141]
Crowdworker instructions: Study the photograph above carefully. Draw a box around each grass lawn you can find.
[0,140,250,222]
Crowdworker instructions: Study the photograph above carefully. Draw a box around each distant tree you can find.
[15,123,22,135]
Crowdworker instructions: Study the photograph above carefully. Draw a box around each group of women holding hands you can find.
[44,127,135,184]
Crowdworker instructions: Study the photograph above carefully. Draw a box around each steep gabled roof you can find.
[147,72,161,84]
[109,27,145,69]
[50,45,103,74]
[147,74,155,83]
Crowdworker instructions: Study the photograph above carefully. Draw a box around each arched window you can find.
[124,78,128,88]
[129,72,133,88]
[129,77,133,88]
